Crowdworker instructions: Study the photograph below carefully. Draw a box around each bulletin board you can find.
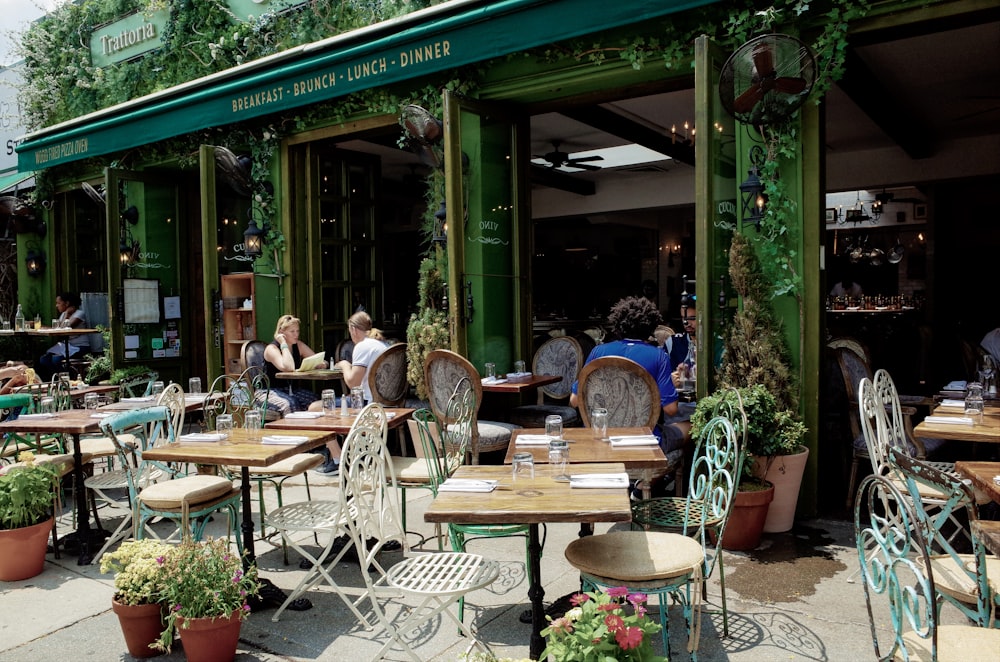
[123,278,161,324]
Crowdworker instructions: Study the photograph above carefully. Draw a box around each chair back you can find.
[424,350,485,453]
[368,342,408,407]
[854,473,938,660]
[872,369,915,457]
[240,340,267,378]
[156,382,186,440]
[684,415,739,578]
[576,356,660,428]
[888,446,993,627]
[858,377,892,476]
[532,336,583,401]
[99,406,175,494]
[228,367,269,426]
[201,374,231,431]
[119,371,159,398]
[413,380,476,487]
[835,344,873,443]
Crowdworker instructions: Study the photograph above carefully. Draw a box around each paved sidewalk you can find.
[0,473,938,661]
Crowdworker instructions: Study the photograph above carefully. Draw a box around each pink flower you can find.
[615,625,644,650]
[606,586,629,598]
[627,592,647,606]
[604,614,624,632]
[635,604,647,618]
[549,617,574,635]
[570,593,590,606]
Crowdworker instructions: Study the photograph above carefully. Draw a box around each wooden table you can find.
[99,393,207,414]
[913,409,1000,443]
[954,461,1000,556]
[481,374,561,398]
[425,462,631,660]
[504,427,668,498]
[480,374,562,420]
[0,409,105,564]
[143,428,335,611]
[274,368,344,395]
[265,408,415,455]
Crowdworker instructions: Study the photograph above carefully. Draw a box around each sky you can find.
[0,0,62,67]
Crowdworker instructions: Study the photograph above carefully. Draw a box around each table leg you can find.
[528,523,545,660]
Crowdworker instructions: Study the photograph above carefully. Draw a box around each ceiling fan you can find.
[537,141,603,171]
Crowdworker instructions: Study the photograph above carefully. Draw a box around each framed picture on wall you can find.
[914,203,927,220]
[825,208,837,224]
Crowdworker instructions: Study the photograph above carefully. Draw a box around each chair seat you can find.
[5,452,92,477]
[477,420,518,453]
[138,475,235,509]
[565,530,703,582]
[508,404,580,429]
[392,456,432,484]
[928,554,1000,604]
[251,453,323,477]
[267,499,348,533]
[74,433,138,458]
[386,551,499,597]
[901,623,1000,661]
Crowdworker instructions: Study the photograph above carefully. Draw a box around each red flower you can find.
[570,593,590,606]
[615,625,644,650]
[597,603,619,612]
[604,614,624,632]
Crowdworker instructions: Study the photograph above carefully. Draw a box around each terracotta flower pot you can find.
[754,446,810,533]
[720,482,774,551]
[176,609,243,662]
[0,517,53,581]
[111,598,165,658]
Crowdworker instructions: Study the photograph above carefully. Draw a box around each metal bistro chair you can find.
[565,414,740,658]
[854,473,1000,660]
[509,335,583,428]
[889,447,999,629]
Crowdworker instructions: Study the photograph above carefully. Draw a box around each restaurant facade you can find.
[10,0,1000,516]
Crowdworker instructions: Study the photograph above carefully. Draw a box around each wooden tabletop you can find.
[0,327,100,337]
[99,394,206,414]
[0,408,103,435]
[264,407,414,433]
[913,410,1000,443]
[971,520,1000,558]
[274,369,343,381]
[142,428,333,468]
[955,461,1000,504]
[424,462,632,526]
[504,427,664,468]
[480,374,561,394]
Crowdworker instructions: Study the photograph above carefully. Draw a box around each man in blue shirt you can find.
[570,296,683,450]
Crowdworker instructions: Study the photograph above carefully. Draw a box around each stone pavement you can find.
[0,471,945,661]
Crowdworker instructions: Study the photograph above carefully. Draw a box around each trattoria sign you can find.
[90,9,169,67]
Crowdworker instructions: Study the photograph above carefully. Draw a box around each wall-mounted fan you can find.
[81,182,106,208]
[719,34,816,126]
[214,146,254,197]
[537,141,603,171]
[400,104,443,170]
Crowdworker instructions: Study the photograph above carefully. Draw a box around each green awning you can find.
[18,0,717,171]
[0,171,34,194]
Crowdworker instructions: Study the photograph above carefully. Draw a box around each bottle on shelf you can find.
[14,304,25,332]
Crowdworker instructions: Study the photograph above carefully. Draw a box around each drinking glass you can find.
[514,360,526,374]
[322,389,337,416]
[591,407,609,441]
[965,382,985,425]
[545,414,563,440]
[512,451,535,486]
[188,377,202,395]
[150,381,164,398]
[484,362,496,380]
[40,396,55,414]
[84,393,99,410]
[350,386,364,410]
[1,320,9,331]
[548,439,570,480]
[244,410,262,441]
[51,319,59,329]
[216,414,234,443]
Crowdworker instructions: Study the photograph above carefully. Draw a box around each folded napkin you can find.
[923,416,975,426]
[516,434,553,446]
[481,377,508,385]
[17,413,55,419]
[386,412,397,419]
[179,432,227,442]
[184,394,207,401]
[89,413,111,419]
[569,473,629,489]
[941,399,966,407]
[122,396,154,403]
[438,478,498,493]
[609,435,659,447]
[944,381,968,391]
[284,411,323,419]
[262,435,309,445]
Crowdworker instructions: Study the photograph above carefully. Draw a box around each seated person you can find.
[0,363,34,396]
[263,314,327,416]
[982,328,1000,366]
[37,292,88,381]
[569,296,686,453]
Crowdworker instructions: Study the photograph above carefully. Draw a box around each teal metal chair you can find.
[854,473,1000,659]
[565,414,740,658]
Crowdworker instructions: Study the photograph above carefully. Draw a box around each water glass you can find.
[1,320,8,331]
[322,389,337,416]
[244,410,262,441]
[591,407,609,441]
[216,414,233,443]
[514,360,526,374]
[548,439,570,480]
[84,392,99,410]
[40,396,55,414]
[484,362,496,380]
[150,381,164,398]
[188,377,202,394]
[350,386,364,410]
[965,382,985,425]
[512,451,535,486]
[545,414,563,440]
[51,319,59,329]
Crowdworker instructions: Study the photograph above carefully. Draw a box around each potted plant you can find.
[100,539,173,658]
[0,451,60,581]
[541,586,667,662]
[154,538,259,662]
[690,385,806,549]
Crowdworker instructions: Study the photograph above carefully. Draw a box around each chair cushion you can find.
[902,623,1000,660]
[4,452,92,478]
[565,530,703,582]
[138,475,234,508]
[392,456,432,484]
[509,405,580,429]
[254,453,324,476]
[477,421,518,453]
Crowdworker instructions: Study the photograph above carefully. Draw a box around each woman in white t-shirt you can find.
[335,311,388,403]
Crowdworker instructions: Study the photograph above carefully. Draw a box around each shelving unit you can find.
[221,273,256,376]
